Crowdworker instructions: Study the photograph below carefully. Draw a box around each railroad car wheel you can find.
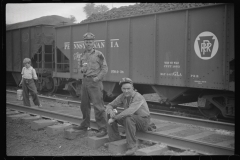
[198,104,221,120]
[47,77,58,95]
[36,77,58,95]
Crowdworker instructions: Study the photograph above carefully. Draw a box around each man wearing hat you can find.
[105,77,152,155]
[73,32,108,137]
[19,58,42,107]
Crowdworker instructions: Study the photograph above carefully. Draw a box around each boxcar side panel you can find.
[157,11,187,86]
[13,30,21,72]
[6,31,12,71]
[189,5,225,90]
[131,15,155,84]
[42,26,55,36]
[228,4,234,91]
[107,19,130,81]
[21,28,31,61]
[56,27,71,60]
[228,4,234,62]
[30,27,41,58]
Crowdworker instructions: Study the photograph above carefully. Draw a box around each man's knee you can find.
[125,116,134,125]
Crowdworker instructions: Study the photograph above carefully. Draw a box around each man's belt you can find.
[83,75,96,78]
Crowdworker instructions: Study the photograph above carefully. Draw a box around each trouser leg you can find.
[27,80,40,106]
[88,80,107,131]
[106,114,122,142]
[80,81,91,128]
[22,80,30,106]
[122,115,150,149]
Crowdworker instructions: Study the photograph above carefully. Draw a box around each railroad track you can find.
[5,87,213,120]
[6,90,234,155]
[6,90,234,131]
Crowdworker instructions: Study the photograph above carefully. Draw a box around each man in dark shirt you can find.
[105,77,151,155]
[73,32,108,137]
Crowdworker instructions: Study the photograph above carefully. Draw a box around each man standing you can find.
[73,32,108,138]
[105,77,151,155]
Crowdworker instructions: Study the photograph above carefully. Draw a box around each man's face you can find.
[121,83,134,97]
[84,40,94,51]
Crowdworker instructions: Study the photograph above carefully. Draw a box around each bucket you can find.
[17,89,23,100]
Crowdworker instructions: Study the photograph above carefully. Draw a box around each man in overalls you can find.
[105,77,152,155]
[19,58,42,107]
[73,32,108,137]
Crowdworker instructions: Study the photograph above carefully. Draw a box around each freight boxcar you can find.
[53,3,234,119]
[6,24,56,92]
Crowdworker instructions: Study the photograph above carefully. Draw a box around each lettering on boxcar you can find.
[64,42,70,49]
[64,39,119,50]
[74,42,85,49]
[194,80,206,84]
[111,70,124,74]
[194,31,219,60]
[160,72,182,77]
[73,52,82,61]
[164,61,180,68]
[94,41,105,49]
[191,74,199,78]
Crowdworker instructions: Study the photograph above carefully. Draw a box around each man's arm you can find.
[106,94,123,114]
[113,95,144,120]
[94,52,108,81]
[19,67,24,86]
[32,68,38,80]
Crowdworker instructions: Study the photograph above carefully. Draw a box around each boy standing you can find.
[19,58,42,107]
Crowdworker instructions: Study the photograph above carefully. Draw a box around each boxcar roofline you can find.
[6,24,55,31]
[55,3,226,29]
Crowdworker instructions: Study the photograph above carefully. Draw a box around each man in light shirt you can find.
[73,32,108,138]
[19,58,42,107]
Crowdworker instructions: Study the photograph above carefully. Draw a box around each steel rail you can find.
[7,90,234,131]
[6,102,234,155]
[6,102,98,128]
[136,131,234,155]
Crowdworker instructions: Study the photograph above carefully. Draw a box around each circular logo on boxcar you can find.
[194,31,218,60]
[22,33,29,42]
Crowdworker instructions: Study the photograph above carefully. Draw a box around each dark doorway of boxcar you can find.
[44,44,54,69]
[32,46,42,69]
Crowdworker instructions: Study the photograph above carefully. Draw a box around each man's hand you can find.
[19,82,22,87]
[108,118,115,125]
[81,63,88,73]
[107,109,116,118]
[93,77,99,82]
[81,67,87,73]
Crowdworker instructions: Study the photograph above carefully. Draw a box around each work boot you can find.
[124,147,138,155]
[73,125,88,131]
[96,129,107,137]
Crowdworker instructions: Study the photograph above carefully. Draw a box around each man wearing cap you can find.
[73,32,108,137]
[105,77,151,155]
[19,58,42,107]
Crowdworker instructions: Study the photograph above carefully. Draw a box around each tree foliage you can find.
[83,3,109,18]
[69,15,76,23]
